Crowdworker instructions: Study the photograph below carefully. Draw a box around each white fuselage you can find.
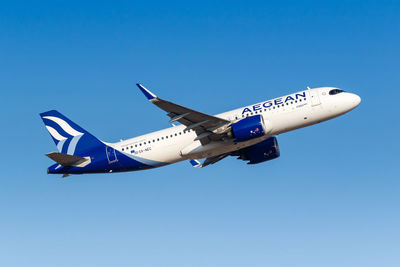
[112,87,361,166]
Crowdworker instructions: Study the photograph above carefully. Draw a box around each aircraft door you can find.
[309,89,321,106]
[106,146,118,164]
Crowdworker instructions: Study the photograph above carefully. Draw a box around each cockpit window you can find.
[329,89,345,95]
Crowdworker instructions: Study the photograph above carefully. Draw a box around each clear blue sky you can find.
[1,1,399,266]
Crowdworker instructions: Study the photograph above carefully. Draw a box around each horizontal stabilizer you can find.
[46,152,89,166]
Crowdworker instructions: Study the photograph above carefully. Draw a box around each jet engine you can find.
[231,115,271,142]
[233,136,280,164]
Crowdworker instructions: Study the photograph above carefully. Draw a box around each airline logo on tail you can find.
[42,116,84,155]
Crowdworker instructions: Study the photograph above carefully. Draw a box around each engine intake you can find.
[231,115,271,142]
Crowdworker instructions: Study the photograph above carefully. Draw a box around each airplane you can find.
[40,84,361,177]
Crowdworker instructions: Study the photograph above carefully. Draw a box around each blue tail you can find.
[40,110,104,156]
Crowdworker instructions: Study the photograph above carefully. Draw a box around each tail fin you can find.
[40,110,104,156]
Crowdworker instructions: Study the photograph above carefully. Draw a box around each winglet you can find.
[136,83,157,100]
[189,159,202,168]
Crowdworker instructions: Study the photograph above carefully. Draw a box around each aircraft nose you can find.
[345,93,361,110]
[351,93,361,107]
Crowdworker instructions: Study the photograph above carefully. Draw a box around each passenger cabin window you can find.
[329,89,344,95]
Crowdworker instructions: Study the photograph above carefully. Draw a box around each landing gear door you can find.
[309,89,321,106]
[106,146,118,164]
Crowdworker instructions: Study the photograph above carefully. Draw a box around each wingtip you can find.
[189,159,202,168]
[136,83,157,100]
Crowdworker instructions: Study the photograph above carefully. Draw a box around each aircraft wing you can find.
[137,84,230,143]
[200,153,229,168]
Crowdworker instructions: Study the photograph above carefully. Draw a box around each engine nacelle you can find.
[231,115,271,142]
[235,136,280,164]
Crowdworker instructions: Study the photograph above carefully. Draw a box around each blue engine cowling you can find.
[231,115,270,142]
[234,136,280,164]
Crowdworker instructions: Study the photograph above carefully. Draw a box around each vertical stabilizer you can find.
[40,110,104,156]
